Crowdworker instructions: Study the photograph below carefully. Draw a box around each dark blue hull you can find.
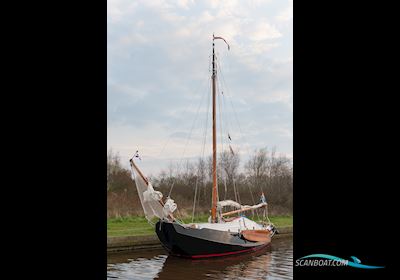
[155,221,270,258]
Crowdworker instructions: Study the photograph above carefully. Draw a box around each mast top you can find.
[213,35,230,50]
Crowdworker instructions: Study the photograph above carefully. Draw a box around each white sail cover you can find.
[217,200,242,209]
[130,164,168,221]
[217,200,267,210]
[241,202,268,209]
[195,217,265,232]
[163,198,177,217]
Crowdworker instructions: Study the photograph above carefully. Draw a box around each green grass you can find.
[269,215,293,227]
[107,215,292,237]
[107,216,154,237]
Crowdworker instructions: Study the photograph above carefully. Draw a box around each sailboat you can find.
[129,35,277,258]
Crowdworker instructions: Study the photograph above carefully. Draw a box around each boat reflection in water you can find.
[107,237,292,280]
[157,245,273,280]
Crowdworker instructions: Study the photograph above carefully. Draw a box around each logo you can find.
[296,254,384,269]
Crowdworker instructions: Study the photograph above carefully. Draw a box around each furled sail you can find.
[217,200,242,209]
[217,200,267,211]
[218,200,268,218]
[129,159,176,221]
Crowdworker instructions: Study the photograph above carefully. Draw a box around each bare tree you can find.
[245,148,268,190]
[196,158,207,185]
[107,147,293,218]
[219,150,240,199]
[206,155,213,183]
[107,148,123,191]
[220,150,240,185]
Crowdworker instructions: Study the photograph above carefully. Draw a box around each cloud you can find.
[276,0,293,22]
[107,0,293,174]
[248,20,282,41]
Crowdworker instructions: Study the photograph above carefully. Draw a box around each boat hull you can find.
[155,221,270,258]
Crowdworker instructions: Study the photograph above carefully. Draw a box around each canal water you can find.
[107,236,292,280]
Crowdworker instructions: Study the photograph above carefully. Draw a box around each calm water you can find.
[107,236,293,280]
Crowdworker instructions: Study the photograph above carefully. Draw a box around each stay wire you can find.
[192,72,211,223]
[168,75,211,198]
[218,58,262,221]
[216,57,241,205]
[218,59,265,198]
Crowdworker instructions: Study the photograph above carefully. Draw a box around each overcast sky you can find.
[107,0,293,176]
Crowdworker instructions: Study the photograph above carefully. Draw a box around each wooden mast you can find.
[211,36,218,223]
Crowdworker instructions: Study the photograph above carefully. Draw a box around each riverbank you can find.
[108,215,292,237]
[107,215,293,253]
[107,226,292,253]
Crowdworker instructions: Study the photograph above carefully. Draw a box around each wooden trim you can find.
[221,204,267,217]
[130,159,149,185]
[241,230,271,242]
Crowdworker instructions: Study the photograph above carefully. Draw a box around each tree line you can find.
[107,148,293,218]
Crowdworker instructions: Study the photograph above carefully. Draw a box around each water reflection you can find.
[108,237,292,280]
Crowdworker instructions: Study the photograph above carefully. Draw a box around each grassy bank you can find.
[107,215,293,237]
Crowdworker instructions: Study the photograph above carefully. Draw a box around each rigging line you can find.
[179,75,211,160]
[216,60,230,152]
[158,138,171,159]
[216,58,234,193]
[191,178,199,223]
[228,142,239,204]
[234,179,241,205]
[216,57,231,144]
[213,74,224,203]
[221,92,232,141]
[218,69,226,203]
[218,63,265,200]
[196,84,211,222]
[192,73,211,223]
[221,93,234,149]
[175,206,185,223]
[201,79,211,208]
[213,54,221,207]
[218,59,252,156]
[168,74,211,197]
[216,57,239,204]
[218,72,230,202]
[216,68,226,201]
[192,102,210,222]
[216,49,262,217]
[247,179,256,205]
[157,61,212,159]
